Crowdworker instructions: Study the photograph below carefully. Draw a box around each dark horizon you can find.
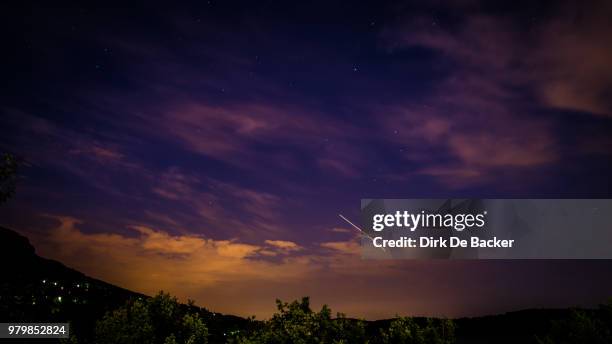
[2,0,612,320]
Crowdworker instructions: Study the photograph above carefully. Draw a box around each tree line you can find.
[67,291,611,344]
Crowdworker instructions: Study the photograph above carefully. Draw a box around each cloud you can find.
[532,2,612,116]
[448,132,556,168]
[150,167,285,238]
[320,241,360,255]
[379,103,557,187]
[30,216,410,318]
[70,146,125,163]
[39,216,314,291]
[374,7,607,186]
[130,225,208,255]
[151,167,203,201]
[0,108,148,200]
[387,2,612,117]
[330,227,352,233]
[264,240,302,252]
[142,100,360,176]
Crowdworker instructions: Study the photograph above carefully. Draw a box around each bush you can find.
[95,291,208,344]
[380,317,455,344]
[536,302,612,344]
[229,297,367,344]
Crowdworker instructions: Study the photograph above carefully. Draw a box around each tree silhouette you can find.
[95,291,208,344]
[536,302,612,344]
[0,153,18,204]
[380,316,455,344]
[229,297,367,344]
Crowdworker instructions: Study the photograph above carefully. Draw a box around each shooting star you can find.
[338,214,385,251]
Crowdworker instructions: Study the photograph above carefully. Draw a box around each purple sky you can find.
[1,0,612,319]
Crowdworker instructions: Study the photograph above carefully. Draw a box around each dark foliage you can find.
[536,302,612,344]
[0,152,19,204]
[228,297,368,343]
[95,292,208,344]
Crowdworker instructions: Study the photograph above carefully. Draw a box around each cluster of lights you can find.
[38,279,90,305]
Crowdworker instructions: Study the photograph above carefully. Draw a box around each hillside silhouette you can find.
[0,226,248,342]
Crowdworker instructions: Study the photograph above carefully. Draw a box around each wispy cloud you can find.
[264,239,303,252]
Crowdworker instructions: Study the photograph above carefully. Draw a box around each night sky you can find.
[2,1,612,319]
